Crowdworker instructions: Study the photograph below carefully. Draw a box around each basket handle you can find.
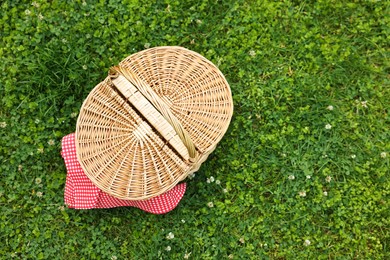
[108,66,197,162]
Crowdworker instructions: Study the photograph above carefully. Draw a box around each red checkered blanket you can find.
[61,133,186,214]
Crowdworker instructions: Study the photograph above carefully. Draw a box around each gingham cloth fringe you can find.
[61,133,186,214]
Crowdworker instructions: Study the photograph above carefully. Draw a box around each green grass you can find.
[1,0,389,259]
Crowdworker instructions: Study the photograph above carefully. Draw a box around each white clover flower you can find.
[166,232,174,239]
[298,191,306,197]
[165,246,171,252]
[380,152,387,158]
[207,176,215,183]
[25,9,31,15]
[249,50,256,57]
[37,148,44,154]
[207,202,214,208]
[215,180,221,185]
[306,175,311,179]
[223,188,228,193]
[82,65,87,70]
[111,256,117,260]
[288,175,295,180]
[38,13,44,20]
[325,176,332,183]
[0,122,7,128]
[35,178,42,184]
[304,239,311,246]
[31,1,40,8]
[48,139,55,146]
[36,191,43,198]
[228,254,234,259]
[181,219,185,223]
[184,252,191,259]
[239,237,245,244]
[326,105,334,111]
[325,124,332,130]
[323,191,328,196]
[351,154,356,159]
[188,173,195,180]
[195,19,202,24]
[361,101,368,108]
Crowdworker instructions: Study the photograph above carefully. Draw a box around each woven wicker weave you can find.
[75,46,233,200]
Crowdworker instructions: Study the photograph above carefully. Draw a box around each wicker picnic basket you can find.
[75,46,233,200]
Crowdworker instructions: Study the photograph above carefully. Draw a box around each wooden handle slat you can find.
[111,74,190,160]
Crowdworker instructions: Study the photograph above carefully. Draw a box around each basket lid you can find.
[75,46,233,200]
